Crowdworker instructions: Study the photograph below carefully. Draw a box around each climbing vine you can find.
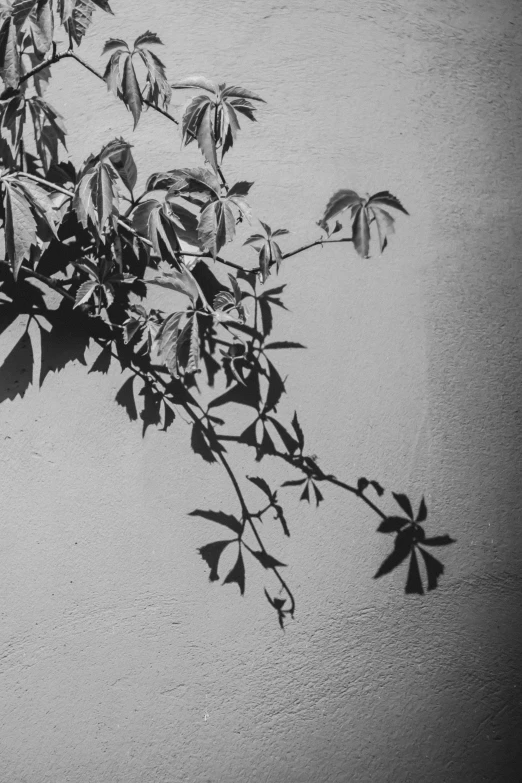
[0,1,454,626]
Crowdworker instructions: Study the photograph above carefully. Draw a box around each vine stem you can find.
[8,261,295,616]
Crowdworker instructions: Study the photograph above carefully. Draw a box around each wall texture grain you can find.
[1,1,521,781]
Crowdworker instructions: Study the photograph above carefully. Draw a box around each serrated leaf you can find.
[228,181,253,197]
[367,190,409,216]
[3,181,37,279]
[392,492,414,519]
[281,478,306,487]
[134,30,163,48]
[267,416,299,455]
[155,311,183,374]
[195,101,218,171]
[115,375,137,421]
[102,137,137,192]
[74,280,97,307]
[0,17,21,89]
[247,475,273,499]
[223,549,245,595]
[321,189,361,224]
[300,482,310,503]
[148,266,199,303]
[198,199,235,258]
[369,205,395,253]
[12,1,40,29]
[172,75,217,93]
[220,85,265,102]
[102,37,127,54]
[185,314,199,373]
[189,509,242,535]
[251,550,286,570]
[352,204,370,258]
[405,549,424,595]
[198,539,233,582]
[121,53,142,128]
[190,419,217,463]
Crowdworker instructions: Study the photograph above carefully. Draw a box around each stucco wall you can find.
[1,1,521,781]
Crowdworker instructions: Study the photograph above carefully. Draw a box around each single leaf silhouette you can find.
[251,550,286,569]
[405,549,424,595]
[392,492,414,519]
[223,549,245,595]
[198,539,233,582]
[418,547,445,591]
[374,528,414,578]
[191,419,217,463]
[189,509,242,535]
[115,375,138,421]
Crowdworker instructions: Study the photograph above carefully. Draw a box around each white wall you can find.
[1,1,521,781]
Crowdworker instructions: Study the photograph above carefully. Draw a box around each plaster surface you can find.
[1,1,521,781]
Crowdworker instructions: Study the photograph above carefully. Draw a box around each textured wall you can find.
[1,1,521,781]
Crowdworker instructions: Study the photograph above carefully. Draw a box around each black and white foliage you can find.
[0,1,454,625]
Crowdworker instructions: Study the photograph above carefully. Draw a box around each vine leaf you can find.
[392,492,414,519]
[291,412,304,452]
[374,528,413,578]
[223,549,245,595]
[147,266,199,304]
[2,177,58,279]
[0,16,20,88]
[244,223,288,282]
[251,550,286,569]
[189,509,242,536]
[320,189,408,258]
[102,138,137,192]
[74,152,120,236]
[28,1,54,55]
[418,547,445,591]
[198,539,234,582]
[59,0,113,47]
[12,2,41,30]
[190,418,216,463]
[103,30,169,127]
[405,549,424,595]
[154,311,183,375]
[115,375,138,421]
[198,187,252,259]
[174,79,265,168]
[139,381,162,435]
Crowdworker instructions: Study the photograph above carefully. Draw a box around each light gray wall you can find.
[1,1,521,781]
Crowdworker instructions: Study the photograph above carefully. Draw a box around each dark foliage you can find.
[0,2,454,625]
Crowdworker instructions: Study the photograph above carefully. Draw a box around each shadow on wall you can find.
[0,261,455,628]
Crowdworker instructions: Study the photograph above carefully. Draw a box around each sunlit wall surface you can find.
[1,1,521,781]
